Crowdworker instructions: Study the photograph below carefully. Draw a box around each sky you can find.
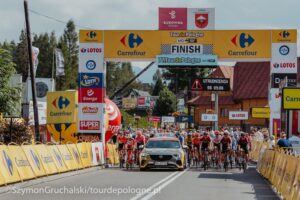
[0,0,300,82]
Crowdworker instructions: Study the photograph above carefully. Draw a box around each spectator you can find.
[277,132,292,149]
[289,131,300,155]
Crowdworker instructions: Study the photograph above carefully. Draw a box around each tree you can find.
[14,30,29,81]
[153,87,176,116]
[0,48,21,115]
[152,69,164,96]
[56,20,78,90]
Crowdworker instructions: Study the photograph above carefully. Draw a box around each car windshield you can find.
[145,140,180,149]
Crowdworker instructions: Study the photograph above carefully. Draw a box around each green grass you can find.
[120,109,150,129]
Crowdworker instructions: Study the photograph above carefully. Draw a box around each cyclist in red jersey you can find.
[221,131,232,153]
[238,132,251,162]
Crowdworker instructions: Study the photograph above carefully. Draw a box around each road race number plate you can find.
[155,162,168,166]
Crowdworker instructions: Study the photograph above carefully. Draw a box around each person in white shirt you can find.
[289,132,300,155]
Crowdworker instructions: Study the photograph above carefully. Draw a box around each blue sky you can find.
[0,0,299,82]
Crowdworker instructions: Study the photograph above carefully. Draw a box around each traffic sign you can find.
[191,78,230,91]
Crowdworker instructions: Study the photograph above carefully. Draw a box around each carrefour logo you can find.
[2,150,13,175]
[279,31,290,38]
[231,33,255,48]
[30,149,40,170]
[86,60,96,70]
[52,96,70,109]
[86,31,97,39]
[120,33,143,48]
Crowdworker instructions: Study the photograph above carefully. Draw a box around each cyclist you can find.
[200,131,212,166]
[237,132,251,163]
[135,131,145,164]
[220,131,232,167]
[212,131,222,166]
[125,137,135,169]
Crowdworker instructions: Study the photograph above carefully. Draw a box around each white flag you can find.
[55,48,65,77]
[32,46,39,76]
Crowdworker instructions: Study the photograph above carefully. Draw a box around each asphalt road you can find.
[0,165,279,200]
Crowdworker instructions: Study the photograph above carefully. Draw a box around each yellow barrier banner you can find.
[280,155,298,199]
[86,142,93,166]
[107,144,119,165]
[47,145,68,173]
[76,143,90,168]
[67,144,83,169]
[292,165,300,200]
[7,145,35,181]
[57,145,77,170]
[0,170,5,186]
[265,150,275,180]
[22,145,46,177]
[34,144,58,175]
[274,151,287,190]
[0,145,20,184]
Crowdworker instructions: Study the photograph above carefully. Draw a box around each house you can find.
[188,62,270,131]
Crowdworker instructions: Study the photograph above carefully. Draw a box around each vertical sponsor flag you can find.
[32,46,39,76]
[55,48,65,77]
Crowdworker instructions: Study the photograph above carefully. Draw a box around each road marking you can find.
[141,169,188,200]
[130,171,179,200]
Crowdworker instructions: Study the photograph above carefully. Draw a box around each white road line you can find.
[130,171,179,200]
[141,169,188,200]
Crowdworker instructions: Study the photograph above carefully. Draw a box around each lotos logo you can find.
[80,48,102,53]
[30,149,40,170]
[52,96,70,109]
[86,31,97,39]
[2,150,13,175]
[80,74,100,87]
[80,121,100,130]
[279,30,290,38]
[273,62,295,69]
[231,33,255,48]
[82,106,99,114]
[120,33,143,48]
[86,60,96,70]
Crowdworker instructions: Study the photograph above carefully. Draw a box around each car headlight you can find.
[141,153,149,157]
[173,154,181,159]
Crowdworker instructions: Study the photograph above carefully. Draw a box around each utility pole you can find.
[24,0,40,142]
[214,92,218,131]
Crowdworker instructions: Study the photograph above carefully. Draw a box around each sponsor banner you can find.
[21,145,46,177]
[56,145,77,171]
[214,30,271,60]
[29,101,47,125]
[78,134,101,142]
[33,144,58,175]
[91,142,105,165]
[156,54,217,67]
[55,48,65,77]
[79,120,101,133]
[160,30,214,45]
[78,73,105,88]
[251,107,270,118]
[269,88,281,113]
[79,43,104,73]
[66,144,83,169]
[137,96,157,108]
[159,7,187,30]
[47,91,77,124]
[272,29,297,43]
[187,8,215,30]
[271,73,297,88]
[122,97,137,109]
[201,114,218,122]
[283,88,300,110]
[176,115,193,123]
[272,43,297,61]
[161,116,175,123]
[79,30,103,43]
[78,103,103,117]
[177,98,185,112]
[271,59,297,74]
[104,30,161,61]
[78,88,105,103]
[229,111,249,120]
[191,78,230,91]
[160,44,213,55]
[148,116,161,122]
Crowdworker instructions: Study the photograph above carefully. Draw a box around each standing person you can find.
[289,131,300,154]
[277,132,292,149]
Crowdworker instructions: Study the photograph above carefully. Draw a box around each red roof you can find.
[188,95,235,106]
[233,61,270,100]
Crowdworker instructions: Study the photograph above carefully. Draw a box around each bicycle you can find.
[125,148,134,170]
[223,149,231,172]
[118,148,125,168]
[238,149,247,172]
[202,148,210,171]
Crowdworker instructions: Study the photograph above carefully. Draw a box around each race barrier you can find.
[106,143,119,165]
[257,146,300,200]
[0,142,104,186]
